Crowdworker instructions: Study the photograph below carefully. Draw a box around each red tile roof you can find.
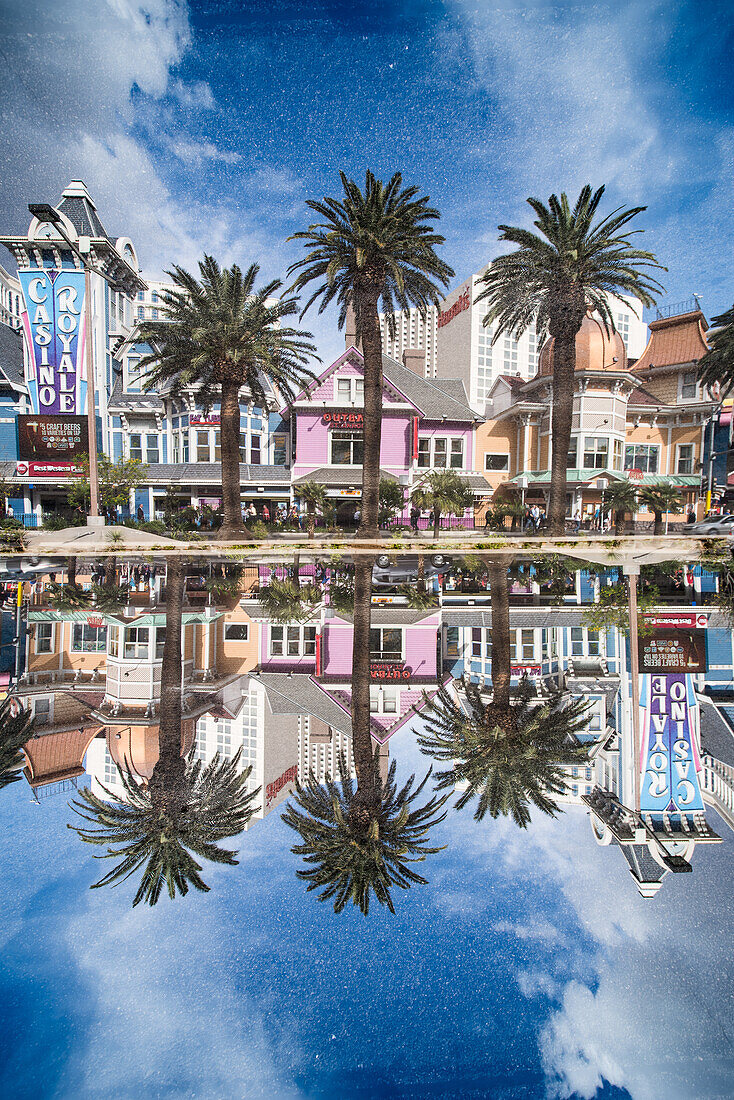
[633,311,709,374]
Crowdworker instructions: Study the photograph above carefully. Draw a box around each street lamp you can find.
[28,202,118,527]
[597,477,608,534]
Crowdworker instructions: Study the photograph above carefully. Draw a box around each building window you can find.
[108,626,119,657]
[567,439,578,469]
[34,698,50,725]
[129,434,143,461]
[370,685,398,714]
[72,623,107,652]
[369,627,403,661]
[270,624,316,656]
[146,433,159,464]
[36,622,54,653]
[677,443,695,474]
[612,439,623,470]
[471,627,482,658]
[123,626,149,659]
[224,623,249,641]
[509,629,535,663]
[196,430,210,463]
[335,376,364,404]
[571,628,600,657]
[446,626,460,657]
[583,437,609,469]
[155,628,166,660]
[624,444,659,474]
[485,453,509,472]
[250,435,261,465]
[214,431,221,463]
[417,437,464,469]
[681,372,698,400]
[330,430,363,465]
[273,435,287,465]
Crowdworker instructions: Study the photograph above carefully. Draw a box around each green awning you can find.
[507,470,699,488]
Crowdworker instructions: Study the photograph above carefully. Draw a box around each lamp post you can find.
[27,202,120,527]
[597,477,608,534]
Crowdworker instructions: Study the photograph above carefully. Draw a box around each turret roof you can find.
[633,310,709,374]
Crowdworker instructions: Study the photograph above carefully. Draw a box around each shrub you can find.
[42,514,69,531]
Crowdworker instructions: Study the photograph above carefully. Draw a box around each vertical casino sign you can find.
[18,268,87,415]
[638,673,704,815]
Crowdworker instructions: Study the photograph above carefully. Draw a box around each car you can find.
[372,554,451,587]
[685,514,734,536]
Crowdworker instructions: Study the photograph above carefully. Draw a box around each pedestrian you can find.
[573,505,582,533]
[687,508,696,525]
[410,504,420,533]
[353,507,361,528]
[137,504,144,523]
[261,504,270,523]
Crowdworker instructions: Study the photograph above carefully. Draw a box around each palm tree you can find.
[257,577,322,623]
[288,171,454,538]
[0,700,34,790]
[604,479,639,534]
[639,484,682,535]
[294,480,327,539]
[476,185,665,535]
[697,305,734,391]
[418,680,591,826]
[282,558,449,913]
[140,256,318,541]
[69,558,260,905]
[419,557,590,826]
[378,477,405,527]
[411,470,474,538]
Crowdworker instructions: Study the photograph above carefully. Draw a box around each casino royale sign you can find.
[639,673,704,815]
[18,269,87,415]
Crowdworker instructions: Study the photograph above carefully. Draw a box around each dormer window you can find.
[335,376,364,404]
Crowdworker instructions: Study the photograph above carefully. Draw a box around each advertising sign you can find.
[639,673,704,814]
[639,629,706,673]
[644,613,708,629]
[18,415,88,461]
[190,413,220,426]
[370,662,412,681]
[322,411,363,427]
[438,288,471,329]
[15,460,81,477]
[18,268,87,415]
[266,764,297,806]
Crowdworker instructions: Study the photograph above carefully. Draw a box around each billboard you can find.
[18,268,87,415]
[18,415,88,461]
[639,629,706,674]
[639,673,704,814]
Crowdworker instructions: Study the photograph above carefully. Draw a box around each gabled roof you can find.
[633,311,709,374]
[23,727,98,788]
[288,346,478,423]
[0,322,25,388]
[257,672,352,735]
[293,466,398,485]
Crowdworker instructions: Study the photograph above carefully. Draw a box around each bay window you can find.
[567,439,578,469]
[583,437,608,469]
[270,624,317,657]
[123,627,149,659]
[624,444,658,473]
[72,623,107,652]
[196,430,209,462]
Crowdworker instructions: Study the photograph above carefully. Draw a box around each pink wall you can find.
[321,616,438,678]
[260,626,316,670]
[292,412,412,473]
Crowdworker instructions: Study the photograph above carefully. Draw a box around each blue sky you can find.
[0,0,732,362]
[1,722,732,1100]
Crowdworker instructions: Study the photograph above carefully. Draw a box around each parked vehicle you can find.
[685,514,734,536]
[372,554,449,587]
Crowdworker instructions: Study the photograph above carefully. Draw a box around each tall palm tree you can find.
[419,557,590,826]
[639,484,682,535]
[411,470,474,538]
[697,305,734,391]
[294,480,327,539]
[476,186,665,535]
[282,558,449,913]
[0,700,34,790]
[288,171,454,538]
[140,257,318,541]
[69,558,260,905]
[604,479,639,534]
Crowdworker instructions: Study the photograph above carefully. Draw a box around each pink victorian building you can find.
[284,346,487,526]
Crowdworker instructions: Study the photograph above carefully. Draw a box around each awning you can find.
[507,470,700,488]
[29,610,222,625]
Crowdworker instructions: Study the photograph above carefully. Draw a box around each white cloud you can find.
[169,77,216,109]
[164,137,242,165]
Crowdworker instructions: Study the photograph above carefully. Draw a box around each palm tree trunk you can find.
[307,504,315,540]
[417,554,425,593]
[547,331,577,536]
[653,510,663,536]
[104,555,116,587]
[357,292,383,539]
[218,379,251,541]
[350,558,379,815]
[67,556,77,587]
[433,508,441,539]
[488,560,511,713]
[151,557,187,801]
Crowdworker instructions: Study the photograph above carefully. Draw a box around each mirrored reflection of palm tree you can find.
[69,558,260,906]
[258,577,322,623]
[282,559,449,914]
[419,559,590,827]
[0,700,34,790]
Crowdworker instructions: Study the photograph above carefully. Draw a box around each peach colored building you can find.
[475,309,715,524]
